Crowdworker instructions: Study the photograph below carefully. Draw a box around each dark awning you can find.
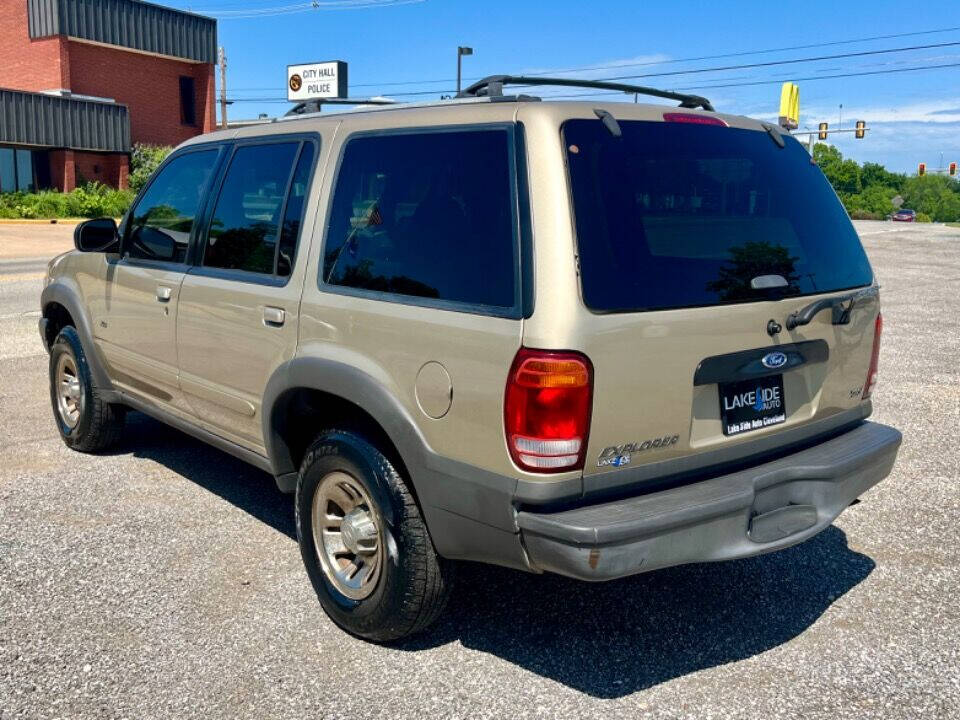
[28,0,217,64]
[0,89,131,153]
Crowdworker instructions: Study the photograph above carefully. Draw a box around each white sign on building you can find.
[287,61,348,102]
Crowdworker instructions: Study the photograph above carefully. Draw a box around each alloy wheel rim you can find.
[311,471,383,601]
[55,353,83,429]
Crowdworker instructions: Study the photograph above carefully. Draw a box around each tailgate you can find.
[581,291,879,488]
[559,115,880,491]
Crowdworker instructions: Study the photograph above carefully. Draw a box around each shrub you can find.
[915,212,933,223]
[0,182,134,219]
[849,210,881,220]
[129,143,173,193]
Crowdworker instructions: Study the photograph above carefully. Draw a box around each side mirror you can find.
[74,218,120,253]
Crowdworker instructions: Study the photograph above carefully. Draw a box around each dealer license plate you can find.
[719,374,786,437]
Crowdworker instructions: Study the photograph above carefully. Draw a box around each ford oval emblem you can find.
[762,351,788,369]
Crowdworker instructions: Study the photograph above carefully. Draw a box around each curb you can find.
[0,219,85,226]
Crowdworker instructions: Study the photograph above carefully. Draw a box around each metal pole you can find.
[218,47,228,129]
[455,46,472,96]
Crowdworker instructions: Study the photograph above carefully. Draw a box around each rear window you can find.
[563,119,874,313]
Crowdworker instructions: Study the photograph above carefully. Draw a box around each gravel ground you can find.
[1,220,958,719]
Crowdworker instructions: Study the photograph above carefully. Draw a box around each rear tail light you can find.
[504,348,593,473]
[862,313,883,400]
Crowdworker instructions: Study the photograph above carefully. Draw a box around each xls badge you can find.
[598,434,679,468]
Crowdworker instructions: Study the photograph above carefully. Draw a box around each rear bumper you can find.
[517,422,901,581]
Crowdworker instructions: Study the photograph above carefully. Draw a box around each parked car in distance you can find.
[40,75,902,642]
[892,208,916,222]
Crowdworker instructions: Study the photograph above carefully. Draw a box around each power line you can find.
[227,59,960,104]
[528,61,960,100]
[564,40,960,83]
[191,0,425,19]
[517,26,960,77]
[226,30,960,93]
[677,60,960,91]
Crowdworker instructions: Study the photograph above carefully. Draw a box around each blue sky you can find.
[171,0,960,174]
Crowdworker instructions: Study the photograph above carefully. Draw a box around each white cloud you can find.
[517,54,671,79]
[509,55,672,98]
[803,99,960,125]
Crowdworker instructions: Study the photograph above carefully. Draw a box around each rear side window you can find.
[322,129,517,310]
[204,141,313,276]
[278,143,315,277]
[564,119,874,313]
[127,149,219,263]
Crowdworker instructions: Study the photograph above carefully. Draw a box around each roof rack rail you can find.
[285,96,396,116]
[457,75,714,112]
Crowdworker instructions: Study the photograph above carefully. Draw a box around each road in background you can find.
[1,221,958,719]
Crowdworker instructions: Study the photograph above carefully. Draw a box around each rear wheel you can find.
[48,326,124,452]
[295,429,453,642]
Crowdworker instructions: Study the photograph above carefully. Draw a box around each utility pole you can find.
[456,46,473,95]
[218,46,228,129]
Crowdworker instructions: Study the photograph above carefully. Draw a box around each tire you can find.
[49,326,125,453]
[295,429,454,642]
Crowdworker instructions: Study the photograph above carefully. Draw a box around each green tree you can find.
[813,144,861,195]
[861,162,905,194]
[902,175,960,221]
[129,144,173,193]
[812,143,960,222]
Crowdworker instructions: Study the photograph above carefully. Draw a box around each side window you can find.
[203,142,302,275]
[277,143,316,277]
[322,129,517,309]
[127,149,219,263]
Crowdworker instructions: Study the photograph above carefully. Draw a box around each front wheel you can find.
[48,326,124,452]
[295,430,454,642]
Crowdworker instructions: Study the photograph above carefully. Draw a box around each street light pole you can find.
[456,46,473,95]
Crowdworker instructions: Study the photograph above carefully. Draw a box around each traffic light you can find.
[855,120,866,139]
[818,122,828,140]
[950,162,958,177]
[918,163,926,177]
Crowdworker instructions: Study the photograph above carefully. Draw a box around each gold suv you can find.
[40,76,901,641]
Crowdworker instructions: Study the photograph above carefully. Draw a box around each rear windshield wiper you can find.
[761,122,785,149]
[785,286,879,330]
[593,108,622,138]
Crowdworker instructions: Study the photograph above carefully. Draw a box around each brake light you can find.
[662,112,728,127]
[862,313,883,400]
[504,349,593,473]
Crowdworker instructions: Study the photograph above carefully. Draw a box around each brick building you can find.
[0,0,217,191]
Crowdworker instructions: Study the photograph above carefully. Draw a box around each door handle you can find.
[156,285,173,302]
[263,306,285,327]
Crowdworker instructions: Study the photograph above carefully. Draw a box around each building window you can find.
[0,147,36,193]
[179,76,197,126]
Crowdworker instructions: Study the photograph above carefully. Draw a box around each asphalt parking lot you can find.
[1,219,958,719]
